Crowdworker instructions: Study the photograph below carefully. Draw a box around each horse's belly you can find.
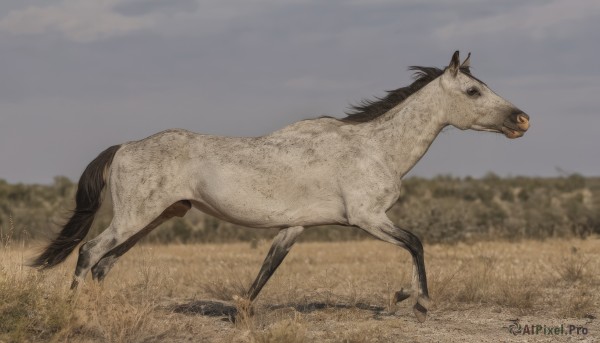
[188,159,346,227]
[190,193,345,228]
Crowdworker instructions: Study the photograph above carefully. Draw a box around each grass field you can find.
[1,237,598,342]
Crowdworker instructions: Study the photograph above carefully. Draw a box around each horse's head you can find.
[440,51,529,139]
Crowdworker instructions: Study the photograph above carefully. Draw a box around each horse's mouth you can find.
[501,126,526,139]
[502,112,529,139]
[471,124,527,139]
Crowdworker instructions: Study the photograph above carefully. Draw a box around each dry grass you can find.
[1,237,599,342]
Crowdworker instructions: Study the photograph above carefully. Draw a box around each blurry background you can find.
[0,0,598,243]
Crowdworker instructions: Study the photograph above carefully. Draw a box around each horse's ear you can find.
[448,51,460,77]
[460,52,471,70]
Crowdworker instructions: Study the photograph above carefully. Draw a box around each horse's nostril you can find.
[515,113,529,131]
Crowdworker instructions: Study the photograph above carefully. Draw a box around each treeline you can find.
[1,174,598,245]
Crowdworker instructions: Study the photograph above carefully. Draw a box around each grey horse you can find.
[31,51,530,322]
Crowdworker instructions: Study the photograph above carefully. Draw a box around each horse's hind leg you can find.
[90,200,191,282]
[71,200,191,289]
[246,226,304,301]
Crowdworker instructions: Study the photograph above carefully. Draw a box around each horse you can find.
[31,51,530,322]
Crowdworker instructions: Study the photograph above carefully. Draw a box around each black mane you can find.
[343,66,473,123]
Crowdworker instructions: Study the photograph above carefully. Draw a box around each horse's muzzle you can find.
[502,111,529,139]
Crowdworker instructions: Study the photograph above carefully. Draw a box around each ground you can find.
[1,238,598,342]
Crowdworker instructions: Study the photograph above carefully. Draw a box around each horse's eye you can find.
[466,87,481,97]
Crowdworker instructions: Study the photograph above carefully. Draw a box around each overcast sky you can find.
[0,0,599,184]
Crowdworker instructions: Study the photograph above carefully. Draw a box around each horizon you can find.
[2,170,596,187]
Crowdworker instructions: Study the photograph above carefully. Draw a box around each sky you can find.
[0,0,599,184]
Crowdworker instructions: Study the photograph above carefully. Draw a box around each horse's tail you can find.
[30,145,121,269]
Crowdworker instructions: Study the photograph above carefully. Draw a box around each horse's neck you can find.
[366,83,447,179]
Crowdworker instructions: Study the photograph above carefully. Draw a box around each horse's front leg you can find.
[351,215,429,322]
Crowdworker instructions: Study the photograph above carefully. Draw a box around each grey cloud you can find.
[114,0,198,16]
[0,0,156,42]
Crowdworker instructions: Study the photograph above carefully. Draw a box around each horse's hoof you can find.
[413,296,430,323]
[393,288,411,303]
[232,295,254,316]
